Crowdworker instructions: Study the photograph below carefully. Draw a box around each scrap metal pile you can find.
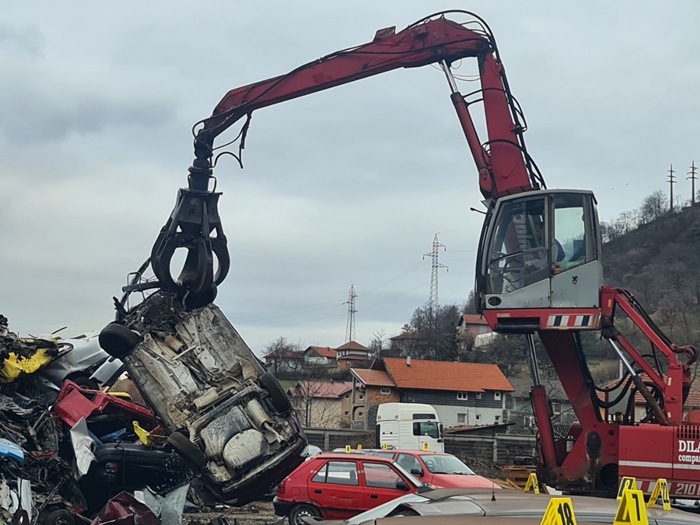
[0,316,192,525]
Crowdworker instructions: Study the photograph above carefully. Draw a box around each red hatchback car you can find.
[273,453,429,525]
[359,450,500,490]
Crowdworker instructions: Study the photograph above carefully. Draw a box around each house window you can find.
[494,391,501,401]
[524,416,535,427]
[476,393,482,400]
[380,388,391,395]
[344,411,349,416]
[495,415,500,423]
[358,393,365,401]
[475,414,481,422]
[551,401,562,415]
[457,392,468,401]
[457,413,467,424]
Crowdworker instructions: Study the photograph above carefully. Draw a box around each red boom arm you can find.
[193,14,539,200]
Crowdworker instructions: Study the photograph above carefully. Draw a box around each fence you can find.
[303,428,536,476]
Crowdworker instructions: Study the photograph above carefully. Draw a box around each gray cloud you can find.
[2,1,699,354]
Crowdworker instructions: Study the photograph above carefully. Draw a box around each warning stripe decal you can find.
[546,314,599,329]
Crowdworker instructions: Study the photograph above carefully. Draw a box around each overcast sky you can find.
[2,1,699,356]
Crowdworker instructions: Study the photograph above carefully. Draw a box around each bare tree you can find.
[369,329,386,357]
[291,377,348,429]
[639,190,668,224]
[263,337,303,375]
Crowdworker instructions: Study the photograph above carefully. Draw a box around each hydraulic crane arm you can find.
[194,13,542,200]
[151,11,544,298]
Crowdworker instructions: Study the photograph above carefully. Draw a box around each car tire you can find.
[167,431,208,470]
[258,372,292,414]
[98,324,140,359]
[289,504,320,525]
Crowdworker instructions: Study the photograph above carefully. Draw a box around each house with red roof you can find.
[303,346,338,366]
[457,314,491,336]
[349,368,400,429]
[349,357,514,429]
[287,380,353,428]
[335,341,373,369]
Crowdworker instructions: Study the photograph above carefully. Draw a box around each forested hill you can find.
[603,204,700,307]
[602,204,700,356]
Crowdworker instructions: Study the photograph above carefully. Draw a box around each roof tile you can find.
[351,369,395,387]
[383,357,513,392]
[336,341,370,352]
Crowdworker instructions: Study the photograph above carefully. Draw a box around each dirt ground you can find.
[184,501,283,525]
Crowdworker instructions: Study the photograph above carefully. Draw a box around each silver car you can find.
[304,487,700,525]
[99,292,307,505]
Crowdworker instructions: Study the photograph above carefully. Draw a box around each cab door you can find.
[549,192,603,309]
[360,461,413,510]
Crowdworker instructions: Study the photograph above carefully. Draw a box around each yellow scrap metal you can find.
[0,348,53,383]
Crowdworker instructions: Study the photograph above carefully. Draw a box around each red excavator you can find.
[148,10,699,498]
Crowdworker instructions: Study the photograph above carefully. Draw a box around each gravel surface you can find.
[185,502,283,525]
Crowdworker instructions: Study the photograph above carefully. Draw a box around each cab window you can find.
[312,461,358,486]
[486,197,548,293]
[412,422,439,439]
[553,194,590,272]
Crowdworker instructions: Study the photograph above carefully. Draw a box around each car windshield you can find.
[345,493,430,525]
[419,454,475,475]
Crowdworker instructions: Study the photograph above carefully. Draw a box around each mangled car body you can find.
[99,291,306,504]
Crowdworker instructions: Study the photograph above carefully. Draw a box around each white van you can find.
[375,402,444,452]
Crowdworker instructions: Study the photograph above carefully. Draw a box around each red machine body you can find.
[158,10,699,498]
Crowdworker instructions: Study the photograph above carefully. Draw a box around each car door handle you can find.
[314,489,323,494]
[370,495,378,499]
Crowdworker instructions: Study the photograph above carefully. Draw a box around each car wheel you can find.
[259,372,292,415]
[98,324,140,359]
[167,431,208,470]
[289,504,320,525]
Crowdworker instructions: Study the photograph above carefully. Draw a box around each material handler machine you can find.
[148,11,700,498]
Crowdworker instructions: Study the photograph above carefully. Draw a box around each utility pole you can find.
[423,234,448,322]
[688,161,697,206]
[667,164,676,213]
[344,284,357,343]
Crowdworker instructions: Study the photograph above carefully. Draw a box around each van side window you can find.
[312,461,358,486]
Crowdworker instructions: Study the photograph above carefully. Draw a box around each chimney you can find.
[406,356,411,367]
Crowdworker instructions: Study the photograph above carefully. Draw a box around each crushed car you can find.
[98,286,307,505]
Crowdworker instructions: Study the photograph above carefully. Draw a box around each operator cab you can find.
[476,189,603,313]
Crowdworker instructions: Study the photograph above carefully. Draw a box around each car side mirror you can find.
[395,479,410,491]
[410,468,424,477]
